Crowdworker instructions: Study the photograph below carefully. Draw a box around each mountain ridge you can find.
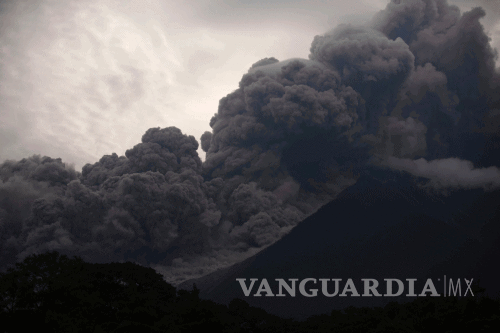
[178,167,500,319]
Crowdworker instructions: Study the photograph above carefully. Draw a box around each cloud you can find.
[367,116,428,159]
[372,0,500,103]
[383,156,500,190]
[310,24,415,85]
[0,0,183,170]
[200,131,213,153]
[248,58,327,76]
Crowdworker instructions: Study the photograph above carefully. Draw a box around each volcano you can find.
[179,167,500,319]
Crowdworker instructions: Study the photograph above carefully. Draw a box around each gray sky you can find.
[1,0,499,171]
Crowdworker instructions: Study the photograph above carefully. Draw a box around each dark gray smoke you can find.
[1,0,499,285]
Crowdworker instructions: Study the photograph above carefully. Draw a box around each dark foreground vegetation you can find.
[1,251,499,333]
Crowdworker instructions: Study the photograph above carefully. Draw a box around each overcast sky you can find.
[1,0,498,171]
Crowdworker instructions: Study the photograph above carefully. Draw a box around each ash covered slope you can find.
[179,167,500,319]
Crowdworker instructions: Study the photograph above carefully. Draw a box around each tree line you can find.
[1,251,498,332]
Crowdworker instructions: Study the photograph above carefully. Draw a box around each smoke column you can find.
[1,0,499,285]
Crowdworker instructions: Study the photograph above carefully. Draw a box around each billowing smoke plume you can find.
[1,0,500,285]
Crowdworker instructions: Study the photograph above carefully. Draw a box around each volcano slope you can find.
[179,167,500,319]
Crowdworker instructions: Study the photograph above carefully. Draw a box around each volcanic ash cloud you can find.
[2,0,500,285]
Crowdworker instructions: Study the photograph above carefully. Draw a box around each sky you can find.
[1,0,499,171]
